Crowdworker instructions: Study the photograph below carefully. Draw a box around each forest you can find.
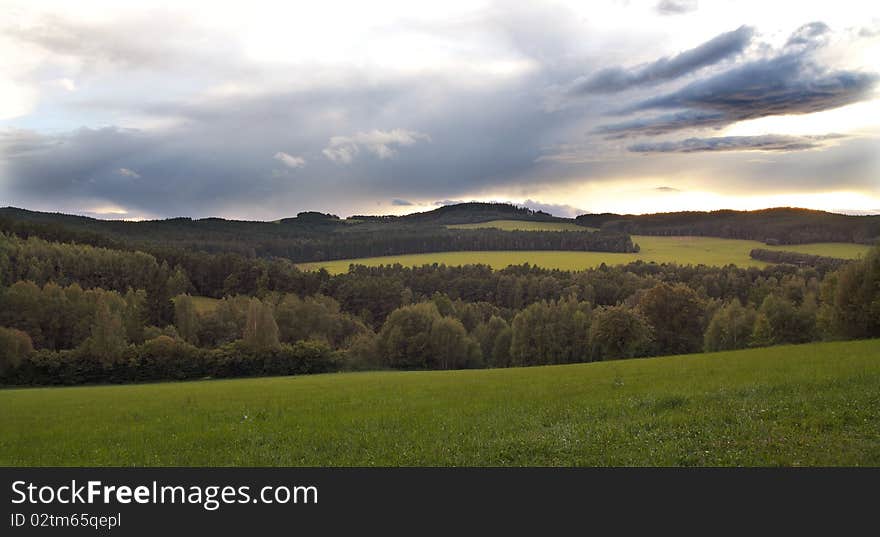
[1,209,879,385]
[575,207,880,244]
[0,205,636,261]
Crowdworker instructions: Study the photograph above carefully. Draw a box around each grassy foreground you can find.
[299,235,871,274]
[2,340,879,466]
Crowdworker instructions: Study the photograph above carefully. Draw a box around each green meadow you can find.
[298,233,871,274]
[2,339,878,466]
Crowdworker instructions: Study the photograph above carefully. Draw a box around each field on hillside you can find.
[299,234,871,274]
[2,339,879,466]
[448,219,596,232]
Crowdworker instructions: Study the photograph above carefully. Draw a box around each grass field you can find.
[299,235,872,274]
[448,219,596,232]
[2,339,878,466]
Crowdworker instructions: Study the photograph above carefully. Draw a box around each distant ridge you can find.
[352,202,565,225]
[575,207,880,245]
[2,204,878,245]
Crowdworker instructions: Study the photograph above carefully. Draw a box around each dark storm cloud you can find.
[2,71,569,218]
[3,11,878,220]
[628,134,845,153]
[598,24,878,137]
[570,25,753,94]
[656,0,699,16]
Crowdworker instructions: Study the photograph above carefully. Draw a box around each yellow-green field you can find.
[191,296,221,314]
[299,234,871,274]
[172,295,221,314]
[448,219,596,232]
[2,339,878,466]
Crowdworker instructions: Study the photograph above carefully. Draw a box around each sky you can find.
[0,0,878,220]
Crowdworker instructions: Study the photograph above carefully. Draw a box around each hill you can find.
[0,205,634,262]
[2,339,878,466]
[575,207,880,245]
[353,202,565,225]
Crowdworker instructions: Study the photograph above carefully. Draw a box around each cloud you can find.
[6,13,232,71]
[391,198,414,206]
[655,186,681,192]
[656,0,699,15]
[599,24,879,137]
[520,199,587,218]
[273,151,306,169]
[3,7,879,219]
[569,26,753,94]
[628,134,845,153]
[117,167,141,178]
[323,129,430,163]
[785,22,830,49]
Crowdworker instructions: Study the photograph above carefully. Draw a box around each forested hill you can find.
[0,205,636,262]
[352,202,565,225]
[575,208,880,245]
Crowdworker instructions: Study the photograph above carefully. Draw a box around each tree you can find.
[0,326,32,376]
[590,306,653,360]
[166,266,192,297]
[474,315,511,367]
[83,296,128,366]
[174,294,200,345]
[427,316,474,370]
[638,283,707,355]
[750,294,817,346]
[824,247,880,339]
[704,300,756,352]
[377,302,440,369]
[0,280,43,347]
[344,331,380,370]
[146,262,174,326]
[243,298,280,351]
[491,326,513,368]
[123,288,148,344]
[510,297,591,366]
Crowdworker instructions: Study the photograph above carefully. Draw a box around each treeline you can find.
[256,228,638,262]
[3,246,879,385]
[0,206,635,263]
[575,208,880,245]
[749,249,849,271]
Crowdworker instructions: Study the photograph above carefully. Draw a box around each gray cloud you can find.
[570,26,753,94]
[117,167,141,178]
[786,21,830,48]
[2,10,878,220]
[273,152,306,169]
[656,0,699,15]
[599,25,878,137]
[323,129,430,164]
[520,199,587,218]
[655,186,681,192]
[629,134,845,153]
[391,199,414,206]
